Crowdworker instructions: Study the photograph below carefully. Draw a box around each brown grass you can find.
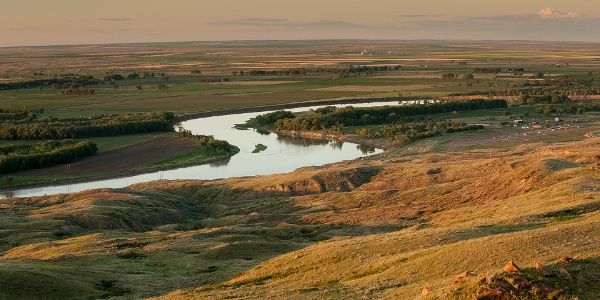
[2,108,600,300]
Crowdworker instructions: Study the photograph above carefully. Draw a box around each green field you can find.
[2,40,598,119]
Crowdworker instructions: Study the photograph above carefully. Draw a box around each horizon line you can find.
[2,38,600,49]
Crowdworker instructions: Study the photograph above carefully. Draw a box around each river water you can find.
[1,102,397,198]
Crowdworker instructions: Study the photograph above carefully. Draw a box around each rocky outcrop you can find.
[257,167,382,196]
[535,262,553,277]
[559,256,573,263]
[452,271,478,285]
[558,267,572,280]
[439,259,585,299]
[503,260,520,272]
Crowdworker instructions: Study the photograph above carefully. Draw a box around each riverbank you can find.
[176,96,406,121]
[0,98,398,197]
[0,138,239,195]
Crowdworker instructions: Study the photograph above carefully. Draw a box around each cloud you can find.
[211,19,363,29]
[301,20,362,28]
[538,8,581,19]
[237,18,287,23]
[98,18,133,22]
[397,14,433,18]
[387,11,600,42]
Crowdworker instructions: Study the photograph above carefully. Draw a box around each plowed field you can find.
[16,138,198,176]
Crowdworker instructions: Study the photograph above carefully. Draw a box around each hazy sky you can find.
[1,0,599,47]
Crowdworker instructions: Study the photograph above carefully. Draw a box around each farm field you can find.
[2,40,599,118]
[0,40,599,299]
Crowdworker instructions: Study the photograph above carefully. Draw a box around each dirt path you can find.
[15,138,198,177]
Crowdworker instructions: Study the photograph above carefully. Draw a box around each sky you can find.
[1,0,599,47]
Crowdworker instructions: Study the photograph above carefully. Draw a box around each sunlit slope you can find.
[1,137,599,299]
[156,138,600,299]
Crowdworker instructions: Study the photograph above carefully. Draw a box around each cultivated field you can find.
[2,40,599,118]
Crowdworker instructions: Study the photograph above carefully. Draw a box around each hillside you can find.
[1,125,599,299]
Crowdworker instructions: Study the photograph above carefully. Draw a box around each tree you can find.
[104,74,124,81]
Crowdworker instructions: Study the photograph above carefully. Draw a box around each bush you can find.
[117,252,146,259]
[427,168,442,175]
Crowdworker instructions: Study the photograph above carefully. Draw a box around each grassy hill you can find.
[0,122,599,299]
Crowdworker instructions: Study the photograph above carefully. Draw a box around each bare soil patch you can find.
[444,126,591,150]
[15,138,198,177]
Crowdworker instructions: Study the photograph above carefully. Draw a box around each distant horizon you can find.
[2,1,599,48]
[3,38,600,49]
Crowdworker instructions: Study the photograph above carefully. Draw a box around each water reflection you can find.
[209,157,231,167]
[330,140,344,150]
[254,128,272,136]
[357,144,376,155]
[276,135,331,147]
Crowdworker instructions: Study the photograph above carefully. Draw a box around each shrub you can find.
[427,168,442,175]
[117,252,146,259]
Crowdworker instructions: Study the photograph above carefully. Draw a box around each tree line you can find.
[177,129,237,155]
[233,65,401,77]
[0,72,174,91]
[103,72,168,81]
[270,99,507,131]
[472,68,502,73]
[357,119,484,145]
[252,110,295,126]
[0,108,40,121]
[0,112,176,140]
[0,140,97,174]
[442,73,474,80]
[0,76,99,90]
[61,88,96,95]
[535,102,600,115]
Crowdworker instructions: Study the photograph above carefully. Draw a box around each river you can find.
[1,101,399,198]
